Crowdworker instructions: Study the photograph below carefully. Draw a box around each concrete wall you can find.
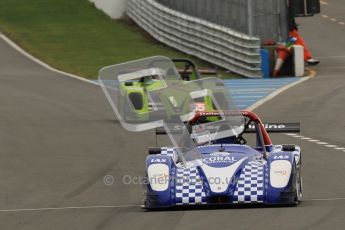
[89,0,128,19]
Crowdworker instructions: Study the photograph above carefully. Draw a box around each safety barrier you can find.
[126,0,262,78]
[156,0,289,42]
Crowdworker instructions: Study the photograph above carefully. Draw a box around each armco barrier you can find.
[156,0,289,43]
[126,0,262,78]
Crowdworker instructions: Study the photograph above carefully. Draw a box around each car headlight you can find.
[147,164,170,192]
[270,160,292,188]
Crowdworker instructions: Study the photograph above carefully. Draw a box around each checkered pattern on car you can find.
[233,161,265,203]
[160,147,179,163]
[175,167,206,205]
[160,147,175,157]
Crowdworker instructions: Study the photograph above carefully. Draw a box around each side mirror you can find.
[282,145,296,152]
[148,147,161,155]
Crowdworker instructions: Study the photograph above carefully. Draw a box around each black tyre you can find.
[293,158,303,204]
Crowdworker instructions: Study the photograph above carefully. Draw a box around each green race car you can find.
[119,59,217,117]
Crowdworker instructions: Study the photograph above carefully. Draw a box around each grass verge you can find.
[0,0,239,79]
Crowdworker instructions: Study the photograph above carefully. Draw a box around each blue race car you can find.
[144,110,302,208]
[97,56,302,208]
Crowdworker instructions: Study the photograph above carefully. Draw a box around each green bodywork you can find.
[119,59,224,121]
[120,78,223,122]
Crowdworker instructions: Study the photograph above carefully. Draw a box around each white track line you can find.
[285,134,345,152]
[1,198,345,213]
[336,147,345,150]
[248,77,310,111]
[286,133,298,136]
[308,139,320,142]
[293,135,304,138]
[316,142,329,145]
[0,34,99,86]
[325,145,338,148]
[0,204,140,213]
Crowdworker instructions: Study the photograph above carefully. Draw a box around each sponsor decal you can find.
[199,112,221,116]
[203,155,237,164]
[171,122,297,133]
[172,124,220,131]
[210,152,231,156]
[273,170,288,176]
[198,111,239,116]
[150,158,167,163]
[273,155,290,160]
[248,124,287,130]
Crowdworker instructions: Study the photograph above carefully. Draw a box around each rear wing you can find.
[245,123,300,133]
[155,122,300,135]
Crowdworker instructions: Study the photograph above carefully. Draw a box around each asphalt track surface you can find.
[1,3,345,230]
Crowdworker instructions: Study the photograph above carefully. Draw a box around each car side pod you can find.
[266,150,300,204]
[144,155,174,208]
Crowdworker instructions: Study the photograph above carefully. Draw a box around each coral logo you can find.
[203,156,237,164]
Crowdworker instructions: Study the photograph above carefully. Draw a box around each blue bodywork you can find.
[144,144,301,208]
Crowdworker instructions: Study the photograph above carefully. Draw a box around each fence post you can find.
[247,0,254,37]
[279,0,289,41]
